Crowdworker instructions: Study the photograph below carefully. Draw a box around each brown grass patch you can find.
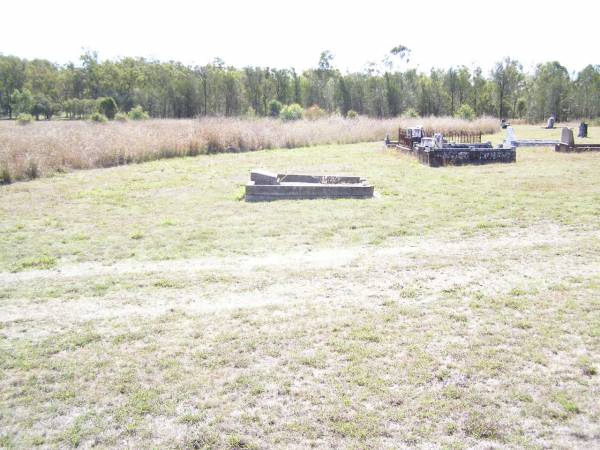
[0,116,498,182]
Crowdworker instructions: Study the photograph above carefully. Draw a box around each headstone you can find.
[505,126,516,145]
[433,133,444,149]
[578,122,588,138]
[385,134,390,145]
[250,169,279,185]
[420,137,435,148]
[560,127,574,147]
[546,116,555,129]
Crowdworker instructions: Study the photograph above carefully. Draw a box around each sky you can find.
[2,0,598,75]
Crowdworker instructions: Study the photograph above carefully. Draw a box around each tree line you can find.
[0,50,599,122]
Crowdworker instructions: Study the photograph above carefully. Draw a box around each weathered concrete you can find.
[417,146,516,167]
[277,174,362,184]
[561,127,575,146]
[245,183,375,201]
[250,169,278,185]
[555,127,600,152]
[246,171,374,201]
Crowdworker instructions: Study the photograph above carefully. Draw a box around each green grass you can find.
[0,125,599,448]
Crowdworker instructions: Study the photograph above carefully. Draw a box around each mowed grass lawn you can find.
[1,125,599,448]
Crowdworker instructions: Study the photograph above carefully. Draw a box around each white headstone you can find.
[434,133,444,148]
[506,126,516,143]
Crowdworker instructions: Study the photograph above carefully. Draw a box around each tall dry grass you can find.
[0,116,498,183]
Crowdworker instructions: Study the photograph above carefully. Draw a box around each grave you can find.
[416,141,516,167]
[386,128,515,167]
[555,127,600,152]
[245,170,374,201]
[503,126,559,147]
[546,116,556,129]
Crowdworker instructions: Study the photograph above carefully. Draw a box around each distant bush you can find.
[455,104,476,120]
[98,97,118,120]
[127,105,149,120]
[280,103,304,121]
[245,106,257,118]
[0,166,11,185]
[267,100,283,117]
[346,110,358,119]
[16,113,34,125]
[115,112,129,122]
[304,105,327,120]
[90,112,108,123]
[402,107,419,118]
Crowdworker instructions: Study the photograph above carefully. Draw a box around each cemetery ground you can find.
[1,125,599,448]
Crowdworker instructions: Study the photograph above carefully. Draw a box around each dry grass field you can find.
[1,125,599,448]
[0,116,498,183]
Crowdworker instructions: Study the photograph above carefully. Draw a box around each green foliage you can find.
[402,107,419,118]
[0,166,11,184]
[98,97,118,119]
[90,112,108,123]
[346,110,358,119]
[12,88,34,115]
[267,99,283,117]
[115,112,128,122]
[455,103,476,120]
[127,105,149,120]
[63,99,98,119]
[1,53,599,121]
[280,103,304,121]
[16,113,34,124]
[304,105,327,120]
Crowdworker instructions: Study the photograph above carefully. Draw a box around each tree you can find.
[12,88,34,115]
[491,57,523,118]
[530,62,571,121]
[267,99,283,117]
[0,55,26,118]
[99,96,118,119]
[573,65,600,118]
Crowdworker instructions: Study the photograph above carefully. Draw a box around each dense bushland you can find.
[0,52,598,122]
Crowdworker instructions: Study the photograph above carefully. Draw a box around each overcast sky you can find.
[2,0,597,75]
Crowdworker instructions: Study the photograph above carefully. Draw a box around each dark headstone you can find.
[546,116,555,129]
[578,122,588,138]
[250,169,278,185]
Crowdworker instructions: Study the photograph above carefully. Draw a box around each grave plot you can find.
[385,127,515,167]
[555,127,600,152]
[503,126,559,147]
[385,127,482,153]
[417,142,516,167]
[245,170,374,201]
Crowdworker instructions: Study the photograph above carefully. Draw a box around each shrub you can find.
[0,166,11,184]
[267,100,283,117]
[304,105,327,120]
[90,112,108,123]
[280,103,304,121]
[346,110,358,119]
[115,112,129,122]
[16,113,34,125]
[127,105,149,120]
[245,106,257,118]
[402,107,419,118]
[98,97,118,119]
[455,104,476,120]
